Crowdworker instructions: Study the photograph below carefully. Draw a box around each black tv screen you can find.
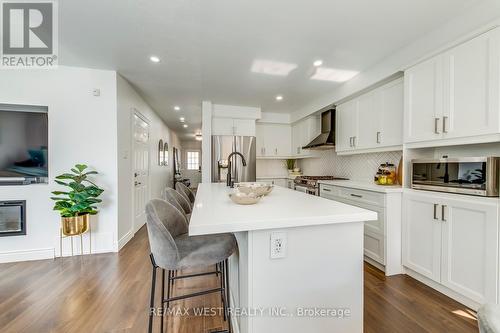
[0,105,48,184]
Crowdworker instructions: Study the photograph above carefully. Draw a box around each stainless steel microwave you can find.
[411,157,500,197]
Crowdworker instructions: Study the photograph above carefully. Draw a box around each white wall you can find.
[116,75,181,248]
[0,66,119,262]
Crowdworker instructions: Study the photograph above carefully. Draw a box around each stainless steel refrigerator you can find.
[211,135,256,184]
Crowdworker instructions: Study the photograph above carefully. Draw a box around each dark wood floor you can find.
[0,226,478,333]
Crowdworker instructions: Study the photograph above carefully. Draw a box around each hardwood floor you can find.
[0,226,478,333]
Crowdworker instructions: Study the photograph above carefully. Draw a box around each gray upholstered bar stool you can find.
[146,199,237,333]
[164,188,192,221]
[175,182,195,204]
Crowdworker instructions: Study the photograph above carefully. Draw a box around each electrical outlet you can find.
[270,232,287,259]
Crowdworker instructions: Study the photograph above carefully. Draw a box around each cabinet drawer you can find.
[337,187,385,207]
[364,230,385,265]
[319,184,341,197]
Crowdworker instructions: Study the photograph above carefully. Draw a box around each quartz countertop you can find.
[318,180,403,193]
[189,183,377,235]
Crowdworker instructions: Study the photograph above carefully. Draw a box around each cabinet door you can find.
[440,197,498,304]
[336,99,358,152]
[364,229,385,265]
[404,56,443,143]
[256,124,266,157]
[291,122,301,156]
[443,29,500,139]
[212,118,235,136]
[233,119,256,136]
[356,92,379,149]
[378,78,404,146]
[402,192,442,282]
[272,124,292,157]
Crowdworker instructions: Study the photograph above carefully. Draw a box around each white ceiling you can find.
[59,0,484,140]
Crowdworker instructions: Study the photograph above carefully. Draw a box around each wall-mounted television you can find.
[0,104,48,185]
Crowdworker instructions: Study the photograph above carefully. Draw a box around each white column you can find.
[201,101,212,183]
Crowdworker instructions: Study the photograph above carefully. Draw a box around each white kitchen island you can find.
[189,183,377,333]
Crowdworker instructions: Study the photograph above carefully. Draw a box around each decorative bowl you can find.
[235,182,274,196]
[229,192,261,205]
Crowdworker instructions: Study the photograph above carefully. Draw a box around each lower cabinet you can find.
[403,190,499,305]
[320,183,402,276]
[256,178,287,187]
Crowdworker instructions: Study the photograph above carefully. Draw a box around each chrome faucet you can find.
[226,152,247,188]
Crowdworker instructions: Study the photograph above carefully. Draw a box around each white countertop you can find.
[318,180,403,193]
[189,183,377,235]
[256,175,299,180]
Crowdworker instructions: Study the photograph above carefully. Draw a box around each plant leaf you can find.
[75,164,87,172]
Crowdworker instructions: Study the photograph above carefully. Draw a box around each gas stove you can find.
[294,176,348,195]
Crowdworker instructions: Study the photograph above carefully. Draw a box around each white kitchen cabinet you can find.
[256,123,291,158]
[320,183,402,275]
[440,196,498,304]
[403,190,499,305]
[402,191,442,282]
[404,28,500,145]
[336,99,358,152]
[443,29,500,139]
[256,178,287,187]
[336,78,403,153]
[290,116,320,157]
[212,117,256,136]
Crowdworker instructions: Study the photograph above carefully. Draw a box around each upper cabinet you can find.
[256,115,319,159]
[256,123,291,158]
[212,117,256,136]
[336,78,404,154]
[404,28,500,145]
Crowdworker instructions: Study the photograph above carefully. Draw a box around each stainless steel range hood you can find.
[302,109,335,150]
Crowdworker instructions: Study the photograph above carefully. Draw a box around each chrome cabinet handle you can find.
[275,148,278,155]
[443,116,448,133]
[441,205,447,221]
[349,137,352,147]
[434,118,440,134]
[323,188,331,192]
[353,136,356,147]
[350,193,362,198]
[433,203,439,220]
[376,132,381,144]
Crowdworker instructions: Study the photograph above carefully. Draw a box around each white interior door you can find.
[133,112,150,232]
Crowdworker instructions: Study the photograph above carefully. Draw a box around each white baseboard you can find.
[0,248,54,263]
[118,229,134,250]
[134,220,145,234]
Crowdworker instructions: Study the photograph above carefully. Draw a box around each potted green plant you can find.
[50,164,104,236]
[286,159,296,174]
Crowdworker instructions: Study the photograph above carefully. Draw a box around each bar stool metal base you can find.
[148,254,232,333]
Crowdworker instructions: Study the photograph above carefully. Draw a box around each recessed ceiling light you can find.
[174,106,180,111]
[313,59,323,67]
[179,117,185,122]
[150,56,160,63]
[311,67,359,82]
[183,124,188,128]
[275,95,283,101]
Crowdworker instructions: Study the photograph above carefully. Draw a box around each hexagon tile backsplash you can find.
[299,150,402,182]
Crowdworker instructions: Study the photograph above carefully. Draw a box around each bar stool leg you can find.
[161,269,165,333]
[225,259,232,333]
[148,255,157,333]
[220,261,227,321]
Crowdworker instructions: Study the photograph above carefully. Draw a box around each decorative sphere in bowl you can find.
[228,191,261,205]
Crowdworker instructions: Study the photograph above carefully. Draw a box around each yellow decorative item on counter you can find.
[374,162,397,185]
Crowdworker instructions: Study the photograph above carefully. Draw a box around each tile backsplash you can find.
[256,159,289,177]
[299,150,402,182]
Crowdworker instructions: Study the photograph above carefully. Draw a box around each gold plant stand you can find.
[59,214,92,257]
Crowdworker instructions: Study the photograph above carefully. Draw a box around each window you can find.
[186,151,200,170]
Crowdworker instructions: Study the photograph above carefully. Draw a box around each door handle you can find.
[433,203,439,220]
[434,118,440,134]
[376,132,381,144]
[350,193,362,198]
[441,205,447,222]
[442,116,448,134]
